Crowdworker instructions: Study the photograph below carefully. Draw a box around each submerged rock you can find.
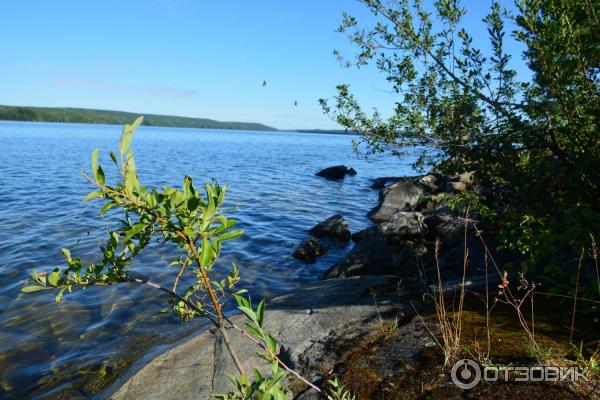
[292,237,327,263]
[315,165,357,180]
[368,179,427,223]
[321,228,395,279]
[309,214,351,242]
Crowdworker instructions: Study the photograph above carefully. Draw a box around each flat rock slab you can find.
[107,276,409,400]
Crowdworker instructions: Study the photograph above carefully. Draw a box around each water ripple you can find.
[0,121,415,398]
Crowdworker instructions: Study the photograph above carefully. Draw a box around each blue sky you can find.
[0,1,529,129]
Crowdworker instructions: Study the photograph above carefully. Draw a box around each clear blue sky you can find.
[0,1,528,130]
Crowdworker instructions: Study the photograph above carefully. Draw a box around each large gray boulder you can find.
[423,207,471,245]
[379,211,426,245]
[309,214,351,242]
[321,228,395,279]
[292,237,327,263]
[106,276,409,400]
[315,165,356,180]
[368,179,427,223]
[353,212,427,247]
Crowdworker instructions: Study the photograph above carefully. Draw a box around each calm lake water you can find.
[0,121,414,398]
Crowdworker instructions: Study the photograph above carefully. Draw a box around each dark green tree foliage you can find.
[321,0,600,284]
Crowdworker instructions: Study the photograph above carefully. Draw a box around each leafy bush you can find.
[321,0,600,288]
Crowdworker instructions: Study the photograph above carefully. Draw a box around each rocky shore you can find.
[299,170,499,286]
[106,170,507,399]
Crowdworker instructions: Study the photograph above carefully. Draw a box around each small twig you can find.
[221,315,324,395]
[172,256,189,293]
[570,248,585,344]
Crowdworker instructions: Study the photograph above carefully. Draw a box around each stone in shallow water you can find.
[309,214,351,243]
[292,237,327,263]
[315,165,356,180]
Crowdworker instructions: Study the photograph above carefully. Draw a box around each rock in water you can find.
[321,228,395,279]
[292,237,327,263]
[309,214,351,242]
[315,165,357,180]
[368,179,426,223]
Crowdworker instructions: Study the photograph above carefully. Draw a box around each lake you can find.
[0,121,414,398]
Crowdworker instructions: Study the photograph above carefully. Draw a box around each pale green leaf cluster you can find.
[21,116,244,318]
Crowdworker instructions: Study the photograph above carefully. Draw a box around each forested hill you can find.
[0,105,276,131]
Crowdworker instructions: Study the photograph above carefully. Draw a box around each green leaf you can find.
[109,151,118,166]
[183,176,195,199]
[238,305,257,324]
[200,238,214,267]
[218,229,244,242]
[187,196,200,212]
[266,335,277,354]
[264,371,286,391]
[83,190,103,202]
[234,294,249,308]
[100,202,117,216]
[60,248,73,263]
[123,224,145,243]
[91,149,100,181]
[119,116,144,155]
[97,165,106,186]
[244,323,262,338]
[55,288,66,303]
[125,169,138,195]
[256,299,265,328]
[183,226,196,238]
[21,285,50,292]
[130,115,144,131]
[47,271,60,287]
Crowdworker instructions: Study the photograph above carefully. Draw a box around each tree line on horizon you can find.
[0,105,277,131]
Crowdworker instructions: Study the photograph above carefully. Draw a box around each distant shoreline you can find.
[0,105,352,135]
[0,105,276,132]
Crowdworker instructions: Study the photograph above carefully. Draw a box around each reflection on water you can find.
[0,121,414,398]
